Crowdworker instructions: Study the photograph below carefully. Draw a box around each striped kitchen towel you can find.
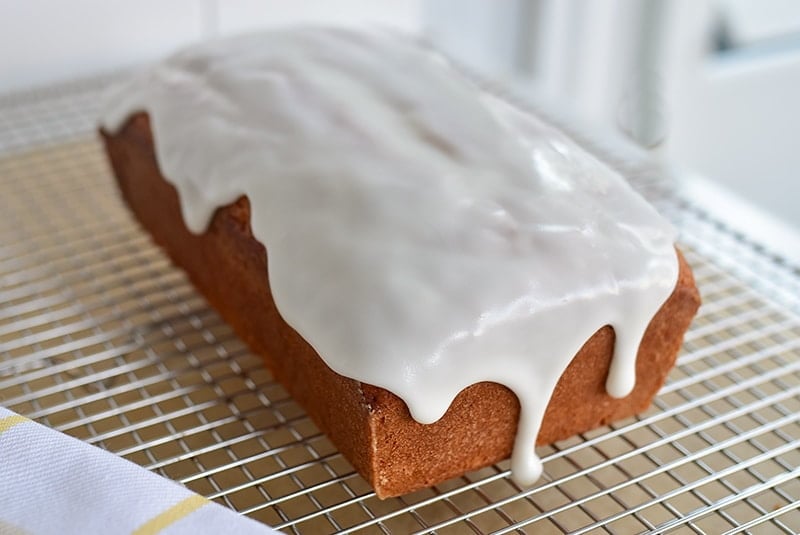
[0,407,280,535]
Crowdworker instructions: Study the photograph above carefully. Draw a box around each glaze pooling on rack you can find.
[101,27,679,486]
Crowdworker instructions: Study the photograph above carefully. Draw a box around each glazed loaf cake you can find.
[102,114,699,497]
[101,28,700,498]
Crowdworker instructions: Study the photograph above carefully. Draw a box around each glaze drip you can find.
[102,28,679,486]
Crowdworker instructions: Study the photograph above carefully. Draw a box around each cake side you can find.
[101,114,700,498]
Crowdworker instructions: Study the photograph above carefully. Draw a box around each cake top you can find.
[102,27,679,486]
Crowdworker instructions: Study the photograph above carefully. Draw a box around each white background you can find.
[0,0,423,93]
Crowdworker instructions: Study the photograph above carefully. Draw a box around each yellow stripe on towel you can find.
[0,414,28,435]
[132,495,210,535]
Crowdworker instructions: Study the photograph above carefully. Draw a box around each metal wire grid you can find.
[0,80,798,535]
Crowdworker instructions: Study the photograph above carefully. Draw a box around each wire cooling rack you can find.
[1,77,799,535]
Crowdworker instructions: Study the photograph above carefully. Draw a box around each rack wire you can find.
[1,76,798,535]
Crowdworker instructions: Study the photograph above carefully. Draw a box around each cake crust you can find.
[101,114,700,498]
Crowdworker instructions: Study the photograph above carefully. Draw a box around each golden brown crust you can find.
[101,113,700,498]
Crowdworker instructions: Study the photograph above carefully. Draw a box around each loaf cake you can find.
[100,29,701,498]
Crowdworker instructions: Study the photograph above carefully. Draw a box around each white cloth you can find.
[0,407,281,535]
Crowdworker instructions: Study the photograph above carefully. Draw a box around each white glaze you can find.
[101,28,679,486]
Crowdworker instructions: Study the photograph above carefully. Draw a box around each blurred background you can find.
[2,0,799,254]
